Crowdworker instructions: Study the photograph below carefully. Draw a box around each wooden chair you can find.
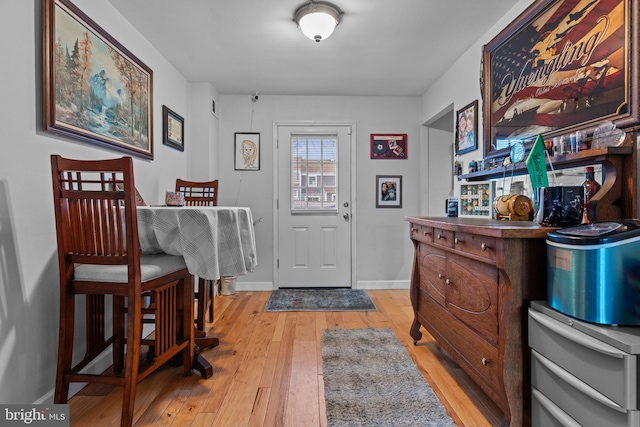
[175,179,219,331]
[51,155,194,427]
[175,178,218,206]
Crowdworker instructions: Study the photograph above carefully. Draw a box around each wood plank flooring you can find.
[68,290,502,426]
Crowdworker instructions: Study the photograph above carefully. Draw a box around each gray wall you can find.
[0,0,196,404]
[218,95,421,289]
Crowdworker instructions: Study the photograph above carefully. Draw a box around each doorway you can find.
[423,108,454,216]
[274,122,354,288]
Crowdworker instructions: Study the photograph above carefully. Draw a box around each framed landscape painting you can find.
[482,0,639,158]
[42,0,154,159]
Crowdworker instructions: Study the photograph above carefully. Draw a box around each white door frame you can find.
[272,121,357,289]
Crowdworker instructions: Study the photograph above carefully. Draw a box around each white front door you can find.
[275,123,353,288]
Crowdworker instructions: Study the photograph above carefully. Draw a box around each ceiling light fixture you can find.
[294,1,343,43]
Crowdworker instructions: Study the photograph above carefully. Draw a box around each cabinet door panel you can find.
[446,252,499,344]
[418,243,446,306]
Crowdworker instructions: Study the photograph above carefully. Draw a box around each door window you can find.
[291,134,337,212]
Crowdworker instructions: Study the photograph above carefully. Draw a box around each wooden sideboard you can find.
[405,216,553,427]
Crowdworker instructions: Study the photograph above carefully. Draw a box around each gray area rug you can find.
[322,328,455,427]
[264,289,376,312]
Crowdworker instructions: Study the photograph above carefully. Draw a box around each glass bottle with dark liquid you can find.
[582,166,601,224]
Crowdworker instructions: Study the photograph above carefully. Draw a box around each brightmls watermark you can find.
[1,405,69,426]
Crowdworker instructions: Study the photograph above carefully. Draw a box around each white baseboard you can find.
[354,280,410,290]
[233,280,409,291]
[235,281,274,292]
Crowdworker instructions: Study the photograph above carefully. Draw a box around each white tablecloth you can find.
[137,206,257,281]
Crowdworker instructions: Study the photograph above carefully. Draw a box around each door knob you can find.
[343,213,350,221]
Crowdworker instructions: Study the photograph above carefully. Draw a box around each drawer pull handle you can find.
[437,234,443,240]
[445,279,451,285]
[454,237,462,244]
[481,243,488,251]
[438,273,444,279]
[423,231,429,236]
[481,358,489,366]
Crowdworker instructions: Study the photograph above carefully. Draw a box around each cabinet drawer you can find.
[418,291,500,392]
[532,388,581,427]
[531,351,640,427]
[410,223,433,244]
[453,231,496,261]
[432,228,454,248]
[529,309,639,409]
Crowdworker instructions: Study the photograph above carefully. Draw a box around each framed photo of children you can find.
[234,132,260,170]
[375,175,402,208]
[456,100,478,155]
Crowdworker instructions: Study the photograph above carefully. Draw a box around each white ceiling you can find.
[106,0,517,96]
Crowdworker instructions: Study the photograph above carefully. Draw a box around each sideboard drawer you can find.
[432,228,454,248]
[410,223,433,244]
[529,308,639,409]
[453,231,496,261]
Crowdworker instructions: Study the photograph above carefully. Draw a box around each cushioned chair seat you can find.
[74,254,187,283]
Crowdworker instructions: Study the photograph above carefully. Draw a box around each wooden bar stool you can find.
[51,155,194,427]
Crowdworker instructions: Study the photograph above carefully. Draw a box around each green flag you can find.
[526,135,549,189]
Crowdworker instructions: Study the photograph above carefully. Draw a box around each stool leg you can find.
[112,296,126,374]
[54,293,75,404]
[207,280,215,321]
[120,293,142,427]
[196,277,206,331]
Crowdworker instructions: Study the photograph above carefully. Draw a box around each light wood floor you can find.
[69,290,502,426]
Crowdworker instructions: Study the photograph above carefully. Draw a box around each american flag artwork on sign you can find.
[488,0,628,145]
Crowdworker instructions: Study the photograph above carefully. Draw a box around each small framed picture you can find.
[235,132,260,170]
[376,175,402,208]
[459,181,494,217]
[456,100,478,155]
[162,105,184,151]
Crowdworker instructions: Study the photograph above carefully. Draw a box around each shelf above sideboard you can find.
[459,146,633,182]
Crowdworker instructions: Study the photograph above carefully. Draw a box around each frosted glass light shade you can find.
[294,2,342,42]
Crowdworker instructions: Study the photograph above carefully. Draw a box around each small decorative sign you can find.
[370,134,407,159]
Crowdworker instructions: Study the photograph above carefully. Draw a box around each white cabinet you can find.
[529,302,640,427]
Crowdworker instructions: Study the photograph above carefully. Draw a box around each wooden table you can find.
[137,206,257,378]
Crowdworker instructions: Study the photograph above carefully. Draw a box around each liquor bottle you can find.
[582,166,601,224]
